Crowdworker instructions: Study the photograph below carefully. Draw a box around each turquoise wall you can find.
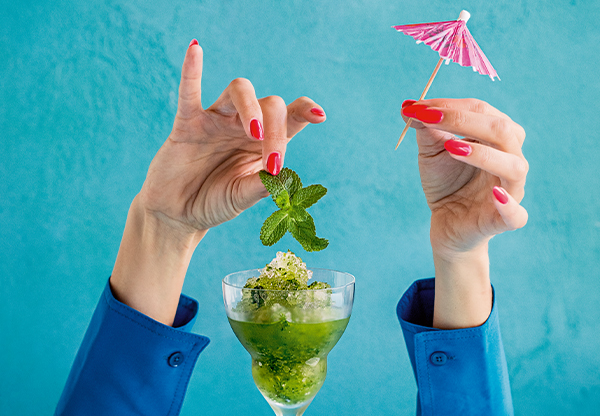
[1,0,599,414]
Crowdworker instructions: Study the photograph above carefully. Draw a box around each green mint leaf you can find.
[289,207,312,228]
[275,190,291,210]
[291,184,327,209]
[260,210,290,246]
[259,168,302,202]
[289,212,329,252]
[259,167,328,252]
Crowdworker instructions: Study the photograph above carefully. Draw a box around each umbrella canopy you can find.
[393,10,499,81]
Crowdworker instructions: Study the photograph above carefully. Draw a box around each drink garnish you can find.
[259,168,328,252]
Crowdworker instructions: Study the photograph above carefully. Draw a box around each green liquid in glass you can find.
[228,317,350,405]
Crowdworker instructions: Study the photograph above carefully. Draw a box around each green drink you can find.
[223,252,355,415]
[228,317,350,404]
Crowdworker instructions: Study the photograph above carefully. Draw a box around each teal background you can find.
[1,0,599,414]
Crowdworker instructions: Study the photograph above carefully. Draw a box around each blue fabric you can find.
[397,278,513,416]
[56,277,511,415]
[55,280,210,416]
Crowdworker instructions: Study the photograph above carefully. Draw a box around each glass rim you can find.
[222,267,355,292]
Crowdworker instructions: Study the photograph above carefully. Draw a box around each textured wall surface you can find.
[1,0,599,414]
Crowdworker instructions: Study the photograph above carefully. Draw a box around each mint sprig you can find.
[259,168,328,252]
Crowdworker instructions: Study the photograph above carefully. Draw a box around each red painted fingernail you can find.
[311,107,325,117]
[402,99,417,108]
[444,140,472,156]
[189,39,199,48]
[402,104,428,118]
[414,107,444,124]
[493,186,509,204]
[267,152,281,176]
[250,119,264,140]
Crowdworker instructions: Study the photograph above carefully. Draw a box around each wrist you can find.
[110,196,206,326]
[431,242,493,329]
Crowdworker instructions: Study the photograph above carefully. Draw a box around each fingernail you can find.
[310,107,325,117]
[493,186,509,204]
[402,104,428,118]
[444,139,472,156]
[402,99,417,108]
[189,39,199,48]
[250,119,264,140]
[267,152,281,176]
[414,107,444,124]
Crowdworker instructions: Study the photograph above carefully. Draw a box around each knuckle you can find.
[471,99,489,114]
[262,95,287,109]
[435,99,453,109]
[452,110,469,128]
[507,158,529,182]
[490,118,512,139]
[517,124,527,142]
[238,100,257,115]
[518,158,530,176]
[229,77,252,89]
[477,145,493,166]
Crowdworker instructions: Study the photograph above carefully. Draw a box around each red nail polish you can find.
[402,99,417,109]
[267,152,281,176]
[189,39,199,48]
[444,140,472,156]
[493,186,509,204]
[311,108,325,117]
[402,104,428,118]
[414,108,444,124]
[250,119,264,140]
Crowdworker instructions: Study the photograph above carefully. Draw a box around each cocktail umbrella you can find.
[393,10,499,149]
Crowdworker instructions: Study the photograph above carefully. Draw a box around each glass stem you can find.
[266,397,313,416]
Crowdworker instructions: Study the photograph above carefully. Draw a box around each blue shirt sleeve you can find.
[55,280,210,416]
[397,278,513,416]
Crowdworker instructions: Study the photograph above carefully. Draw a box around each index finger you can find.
[207,77,264,141]
[417,98,512,121]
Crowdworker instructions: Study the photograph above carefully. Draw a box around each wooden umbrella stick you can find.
[395,56,445,150]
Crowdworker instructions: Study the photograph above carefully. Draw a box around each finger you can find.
[402,105,525,152]
[286,96,326,138]
[443,139,528,195]
[400,97,509,133]
[259,95,288,175]
[418,98,512,121]
[209,77,264,141]
[233,171,271,212]
[177,39,204,119]
[492,186,528,231]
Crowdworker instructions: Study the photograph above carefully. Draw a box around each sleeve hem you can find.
[103,280,210,346]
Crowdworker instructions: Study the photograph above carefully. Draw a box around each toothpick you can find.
[394,57,444,150]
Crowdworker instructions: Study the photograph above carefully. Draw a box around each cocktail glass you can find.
[223,268,355,416]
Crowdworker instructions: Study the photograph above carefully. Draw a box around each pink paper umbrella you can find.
[393,10,499,149]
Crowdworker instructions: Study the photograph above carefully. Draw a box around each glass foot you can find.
[264,396,313,416]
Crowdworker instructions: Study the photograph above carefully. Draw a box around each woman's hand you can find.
[401,98,528,328]
[142,40,326,238]
[110,41,325,325]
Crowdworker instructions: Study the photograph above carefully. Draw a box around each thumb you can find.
[234,172,270,213]
[177,39,203,118]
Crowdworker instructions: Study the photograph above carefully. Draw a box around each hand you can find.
[402,98,528,257]
[110,41,325,325]
[142,41,326,238]
[401,98,528,328]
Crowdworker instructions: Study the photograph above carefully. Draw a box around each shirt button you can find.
[430,352,447,366]
[168,352,185,367]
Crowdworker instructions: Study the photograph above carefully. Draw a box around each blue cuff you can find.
[56,280,210,416]
[397,278,513,416]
